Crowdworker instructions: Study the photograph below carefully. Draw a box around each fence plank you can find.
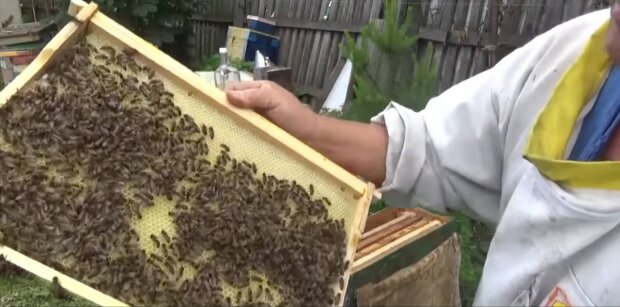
[540,0,565,33]
[281,0,297,66]
[288,0,306,72]
[452,0,477,85]
[301,0,326,85]
[273,0,284,17]
[468,0,489,77]
[293,0,316,82]
[563,0,584,21]
[311,1,334,87]
[370,0,383,19]
[436,0,458,91]
[277,0,294,66]
[325,0,350,76]
[519,0,543,39]
[201,22,207,60]
[362,0,374,22]
[265,0,275,17]
[319,0,345,88]
[352,0,364,22]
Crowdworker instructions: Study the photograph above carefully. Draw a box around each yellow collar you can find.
[524,20,620,189]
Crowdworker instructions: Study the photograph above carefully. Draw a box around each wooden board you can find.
[352,208,451,272]
[360,211,416,240]
[352,220,443,273]
[356,216,423,250]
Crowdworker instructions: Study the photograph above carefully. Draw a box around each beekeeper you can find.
[226,5,620,306]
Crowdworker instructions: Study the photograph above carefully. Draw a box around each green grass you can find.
[454,214,493,306]
[0,275,91,307]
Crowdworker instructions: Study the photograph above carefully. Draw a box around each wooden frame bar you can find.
[0,1,375,306]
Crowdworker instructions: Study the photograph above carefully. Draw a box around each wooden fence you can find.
[18,0,64,22]
[191,0,612,108]
[18,0,615,107]
[414,0,612,92]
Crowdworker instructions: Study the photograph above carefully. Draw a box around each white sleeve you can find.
[371,34,549,225]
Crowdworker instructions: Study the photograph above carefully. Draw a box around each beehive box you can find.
[0,1,374,306]
[345,208,456,306]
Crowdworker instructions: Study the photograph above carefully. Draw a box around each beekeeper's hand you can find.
[226,81,388,186]
[226,81,319,143]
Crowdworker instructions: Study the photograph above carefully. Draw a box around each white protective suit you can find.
[371,9,620,306]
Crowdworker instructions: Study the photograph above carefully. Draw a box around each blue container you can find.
[227,27,280,64]
[246,15,276,35]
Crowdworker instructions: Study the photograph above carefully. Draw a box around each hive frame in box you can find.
[0,1,374,306]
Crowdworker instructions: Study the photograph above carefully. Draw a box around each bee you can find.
[51,277,70,299]
[113,71,124,80]
[235,290,242,304]
[94,54,109,61]
[265,288,273,301]
[150,254,163,263]
[176,266,184,280]
[150,235,161,248]
[100,45,116,58]
[97,64,111,74]
[339,276,344,290]
[161,230,171,243]
[309,184,314,196]
[123,47,137,56]
[322,197,332,206]
[164,261,175,275]
[208,127,214,140]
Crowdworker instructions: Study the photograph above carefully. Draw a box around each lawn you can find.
[0,274,91,306]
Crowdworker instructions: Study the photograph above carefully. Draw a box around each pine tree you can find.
[340,0,438,122]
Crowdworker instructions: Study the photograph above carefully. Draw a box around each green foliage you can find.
[340,0,439,122]
[319,107,344,119]
[95,0,193,47]
[201,54,254,73]
[369,200,387,214]
[454,213,493,306]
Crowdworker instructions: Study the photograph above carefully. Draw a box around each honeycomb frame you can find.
[0,1,374,306]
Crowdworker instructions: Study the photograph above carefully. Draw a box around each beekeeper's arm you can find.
[372,37,547,224]
[225,32,545,224]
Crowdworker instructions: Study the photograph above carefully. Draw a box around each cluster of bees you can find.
[0,39,349,306]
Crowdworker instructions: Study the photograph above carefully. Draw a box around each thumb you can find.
[226,88,271,110]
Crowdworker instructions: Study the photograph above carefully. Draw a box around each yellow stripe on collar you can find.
[524,20,620,189]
